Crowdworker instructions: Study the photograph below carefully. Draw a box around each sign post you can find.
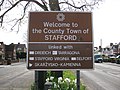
[28,12,93,70]
[28,12,93,90]
[77,70,80,90]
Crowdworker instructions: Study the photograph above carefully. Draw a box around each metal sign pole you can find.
[35,71,46,90]
[77,70,80,90]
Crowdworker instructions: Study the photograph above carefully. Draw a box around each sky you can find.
[0,0,120,47]
[93,0,120,47]
[0,30,25,45]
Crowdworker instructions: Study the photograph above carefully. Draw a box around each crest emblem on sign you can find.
[56,13,65,21]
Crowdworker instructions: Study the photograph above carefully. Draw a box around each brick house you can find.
[0,42,5,64]
[5,43,27,61]
[5,43,16,60]
[15,43,26,53]
[15,43,27,59]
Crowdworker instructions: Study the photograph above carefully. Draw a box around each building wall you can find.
[0,42,5,60]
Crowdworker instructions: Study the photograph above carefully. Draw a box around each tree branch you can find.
[41,0,48,11]
[0,0,48,26]
[59,0,102,11]
[11,1,30,32]
[59,1,86,11]
[0,0,103,32]
[0,0,21,26]
[0,0,4,6]
[8,0,14,6]
[21,0,48,11]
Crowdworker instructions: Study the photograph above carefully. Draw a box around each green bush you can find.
[63,70,86,90]
[31,70,86,90]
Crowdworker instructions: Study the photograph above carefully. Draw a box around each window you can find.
[17,48,22,50]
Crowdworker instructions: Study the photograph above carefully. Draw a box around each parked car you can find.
[116,55,120,64]
[94,54,103,63]
[108,54,116,63]
[102,54,109,62]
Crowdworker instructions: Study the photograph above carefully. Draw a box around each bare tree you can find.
[0,0,103,32]
[0,0,103,89]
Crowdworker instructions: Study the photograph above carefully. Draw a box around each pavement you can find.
[0,61,34,90]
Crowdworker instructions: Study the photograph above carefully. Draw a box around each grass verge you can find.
[30,70,86,90]
[63,70,86,90]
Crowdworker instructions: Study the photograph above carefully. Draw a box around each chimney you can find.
[0,42,4,44]
[110,43,113,46]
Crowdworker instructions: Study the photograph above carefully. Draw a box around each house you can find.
[112,44,119,55]
[15,43,27,59]
[0,42,5,64]
[96,43,120,56]
[118,42,120,54]
[15,43,26,53]
[102,43,113,56]
[103,47,113,55]
[5,43,16,60]
[94,46,103,55]
[5,43,27,61]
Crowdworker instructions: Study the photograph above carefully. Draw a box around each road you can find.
[81,63,120,90]
[0,62,34,90]
[1,62,120,90]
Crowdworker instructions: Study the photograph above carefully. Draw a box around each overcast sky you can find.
[0,0,120,47]
[93,0,120,47]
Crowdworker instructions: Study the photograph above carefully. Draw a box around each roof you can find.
[5,43,26,51]
[14,44,26,49]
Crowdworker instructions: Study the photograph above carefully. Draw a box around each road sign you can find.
[27,12,93,70]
